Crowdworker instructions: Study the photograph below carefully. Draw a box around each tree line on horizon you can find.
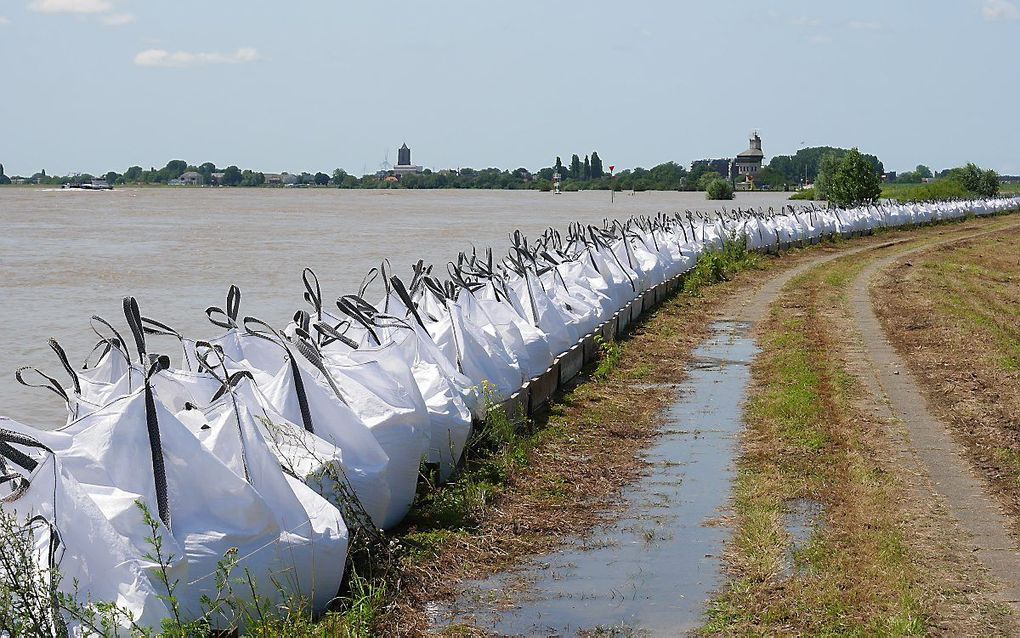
[0,148,1006,197]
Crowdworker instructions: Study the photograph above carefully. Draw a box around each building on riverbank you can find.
[168,171,203,186]
[384,143,423,179]
[734,132,764,185]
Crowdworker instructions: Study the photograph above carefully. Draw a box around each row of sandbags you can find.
[1,196,1017,634]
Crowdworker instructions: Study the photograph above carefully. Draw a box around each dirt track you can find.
[845,223,1020,610]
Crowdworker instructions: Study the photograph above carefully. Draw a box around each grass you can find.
[881,180,974,203]
[683,235,762,296]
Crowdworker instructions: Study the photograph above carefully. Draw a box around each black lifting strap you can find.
[0,429,53,475]
[291,332,349,408]
[389,276,428,331]
[48,338,81,396]
[303,269,323,323]
[144,358,172,531]
[244,316,317,434]
[206,285,242,330]
[313,320,360,350]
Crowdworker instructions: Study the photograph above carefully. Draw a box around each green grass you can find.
[881,180,974,203]
[789,187,816,200]
[683,234,762,296]
[754,318,828,451]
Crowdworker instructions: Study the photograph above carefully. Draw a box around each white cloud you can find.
[0,16,10,25]
[101,12,134,25]
[848,20,882,30]
[791,16,821,27]
[27,0,112,13]
[134,47,262,68]
[809,34,832,45]
[983,0,1020,20]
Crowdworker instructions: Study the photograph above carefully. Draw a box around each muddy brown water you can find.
[0,188,804,427]
[433,320,757,636]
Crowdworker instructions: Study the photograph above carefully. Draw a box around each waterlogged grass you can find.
[705,253,931,636]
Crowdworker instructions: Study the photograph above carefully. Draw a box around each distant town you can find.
[0,134,1014,194]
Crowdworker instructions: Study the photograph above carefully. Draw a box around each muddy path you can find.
[847,223,1020,610]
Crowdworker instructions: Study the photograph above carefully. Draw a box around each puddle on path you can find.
[432,321,758,637]
[783,498,824,576]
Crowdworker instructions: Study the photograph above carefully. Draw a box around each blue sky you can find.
[1,0,1018,176]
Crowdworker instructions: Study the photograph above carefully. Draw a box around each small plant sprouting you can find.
[593,335,622,380]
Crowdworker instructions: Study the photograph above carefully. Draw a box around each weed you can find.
[683,234,761,296]
[593,335,622,380]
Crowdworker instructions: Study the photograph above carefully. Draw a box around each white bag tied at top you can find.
[0,424,174,634]
[226,312,394,531]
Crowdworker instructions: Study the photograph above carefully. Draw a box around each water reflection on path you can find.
[435,320,758,636]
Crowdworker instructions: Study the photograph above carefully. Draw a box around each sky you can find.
[1,0,1018,177]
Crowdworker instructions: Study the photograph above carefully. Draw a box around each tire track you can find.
[847,222,1020,610]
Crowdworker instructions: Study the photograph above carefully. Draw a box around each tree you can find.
[647,161,687,190]
[163,160,187,181]
[915,164,932,179]
[554,156,563,176]
[105,171,120,185]
[569,154,581,179]
[755,166,788,190]
[331,168,347,185]
[705,178,734,200]
[978,169,1000,197]
[197,162,217,183]
[221,165,242,186]
[583,155,591,180]
[124,166,143,182]
[697,171,723,191]
[948,162,1000,196]
[314,172,330,186]
[826,148,882,207]
[590,152,604,178]
[813,153,842,200]
[769,146,883,184]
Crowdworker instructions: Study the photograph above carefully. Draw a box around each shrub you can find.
[789,187,816,201]
[826,148,882,208]
[705,179,734,200]
[683,234,760,295]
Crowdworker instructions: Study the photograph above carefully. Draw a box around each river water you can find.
[0,187,798,426]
